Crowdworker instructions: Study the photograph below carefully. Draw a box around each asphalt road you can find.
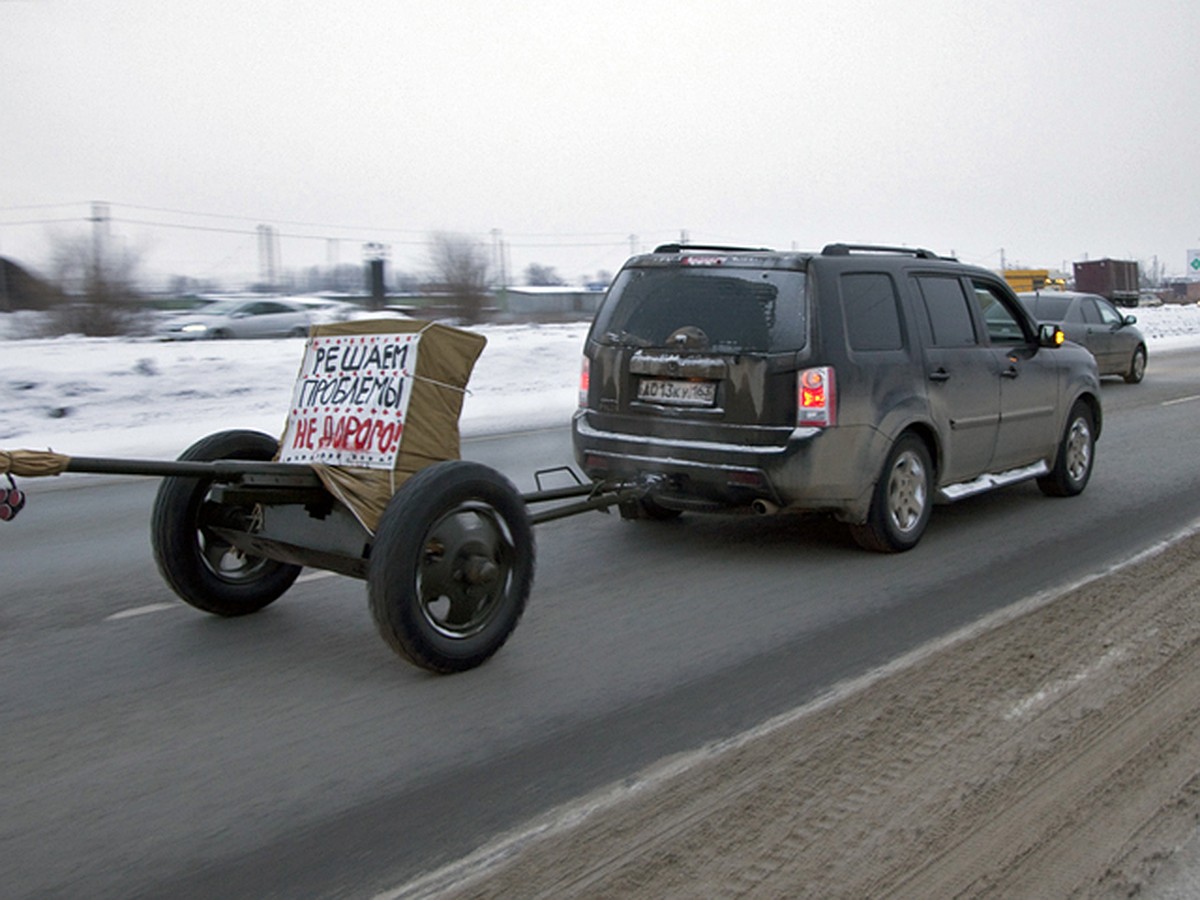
[3,348,1199,898]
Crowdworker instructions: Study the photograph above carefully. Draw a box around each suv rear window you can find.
[841,272,904,351]
[591,267,807,353]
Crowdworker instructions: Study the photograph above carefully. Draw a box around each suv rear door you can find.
[584,260,807,440]
[911,273,1001,481]
[970,278,1061,471]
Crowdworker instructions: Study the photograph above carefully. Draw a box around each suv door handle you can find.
[929,368,951,382]
[1002,365,1019,379]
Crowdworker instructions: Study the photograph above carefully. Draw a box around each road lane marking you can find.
[105,603,180,621]
[105,570,340,621]
[1162,394,1200,407]
[296,569,339,584]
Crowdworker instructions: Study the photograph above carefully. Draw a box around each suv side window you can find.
[840,272,903,351]
[914,275,977,347]
[971,280,1027,344]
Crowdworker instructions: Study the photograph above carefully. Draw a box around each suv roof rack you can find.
[821,243,944,259]
[653,243,775,254]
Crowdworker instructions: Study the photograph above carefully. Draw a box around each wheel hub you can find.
[417,505,513,638]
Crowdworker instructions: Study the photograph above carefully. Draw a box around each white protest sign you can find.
[280,331,420,469]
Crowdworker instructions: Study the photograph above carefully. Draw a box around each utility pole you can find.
[362,242,389,310]
[89,201,110,288]
[629,234,638,256]
[326,239,340,290]
[257,225,279,291]
[491,228,508,289]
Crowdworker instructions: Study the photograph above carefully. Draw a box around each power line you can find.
[22,213,636,251]
[117,216,430,245]
[0,217,85,227]
[113,202,429,235]
[111,202,636,241]
[0,201,88,213]
[3,199,657,249]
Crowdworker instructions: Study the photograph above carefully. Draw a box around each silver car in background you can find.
[1017,291,1147,383]
[157,298,312,340]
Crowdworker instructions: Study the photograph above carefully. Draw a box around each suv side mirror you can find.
[1038,323,1065,348]
[1123,314,1138,326]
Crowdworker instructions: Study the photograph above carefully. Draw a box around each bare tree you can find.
[43,231,149,336]
[1139,257,1167,289]
[427,231,490,323]
[524,262,565,286]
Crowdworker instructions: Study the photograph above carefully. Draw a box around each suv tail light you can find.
[579,356,590,407]
[797,366,836,427]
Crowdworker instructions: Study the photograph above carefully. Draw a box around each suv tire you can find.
[1038,401,1095,497]
[850,434,933,553]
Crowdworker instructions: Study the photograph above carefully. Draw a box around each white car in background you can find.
[158,298,312,340]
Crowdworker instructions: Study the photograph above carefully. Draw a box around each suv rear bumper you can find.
[572,412,880,519]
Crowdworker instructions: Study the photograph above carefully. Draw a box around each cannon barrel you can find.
[64,456,322,485]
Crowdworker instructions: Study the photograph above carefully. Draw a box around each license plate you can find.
[637,378,716,406]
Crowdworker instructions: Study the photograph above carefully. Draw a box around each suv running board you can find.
[938,461,1050,502]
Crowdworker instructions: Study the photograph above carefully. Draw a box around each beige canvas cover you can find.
[0,449,71,477]
[281,319,486,532]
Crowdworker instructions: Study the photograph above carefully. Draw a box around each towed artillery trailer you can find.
[4,319,650,673]
[29,431,646,674]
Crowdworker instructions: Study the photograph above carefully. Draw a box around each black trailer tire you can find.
[1038,401,1095,497]
[368,461,534,674]
[151,429,302,616]
[849,433,933,553]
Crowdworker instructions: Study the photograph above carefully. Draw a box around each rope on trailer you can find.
[410,321,473,397]
[0,449,71,477]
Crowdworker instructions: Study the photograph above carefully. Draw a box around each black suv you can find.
[573,243,1102,551]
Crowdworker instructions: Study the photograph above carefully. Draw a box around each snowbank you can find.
[2,306,1198,461]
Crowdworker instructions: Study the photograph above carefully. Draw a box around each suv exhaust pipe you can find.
[752,499,779,516]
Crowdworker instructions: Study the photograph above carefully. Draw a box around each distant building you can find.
[1163,279,1200,305]
[495,285,604,320]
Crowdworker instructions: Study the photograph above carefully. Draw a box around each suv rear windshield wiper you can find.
[601,330,652,348]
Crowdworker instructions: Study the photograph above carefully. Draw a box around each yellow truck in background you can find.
[1002,269,1067,293]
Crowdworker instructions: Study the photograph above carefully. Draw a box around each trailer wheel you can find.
[368,461,534,674]
[152,429,301,616]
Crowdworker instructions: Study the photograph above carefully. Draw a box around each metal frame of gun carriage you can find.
[56,439,648,674]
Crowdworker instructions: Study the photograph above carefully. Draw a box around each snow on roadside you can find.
[2,305,1199,461]
[0,319,590,459]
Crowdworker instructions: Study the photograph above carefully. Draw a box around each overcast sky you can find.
[2,0,1197,288]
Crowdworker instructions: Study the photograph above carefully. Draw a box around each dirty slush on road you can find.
[404,526,1200,899]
